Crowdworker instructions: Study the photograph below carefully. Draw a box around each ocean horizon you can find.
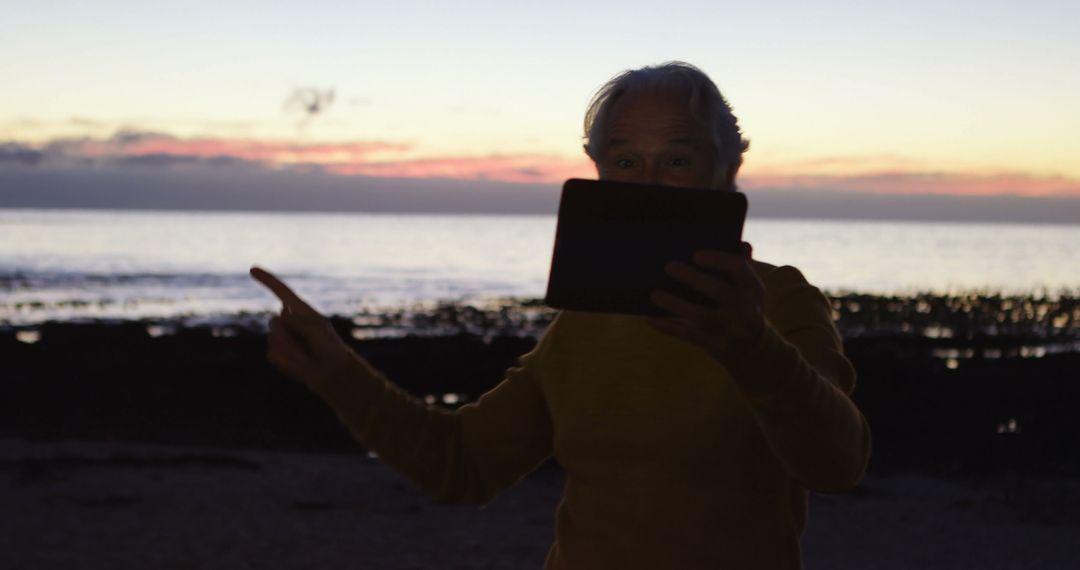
[2,207,1078,326]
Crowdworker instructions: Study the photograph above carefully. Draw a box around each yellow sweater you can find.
[317,260,872,569]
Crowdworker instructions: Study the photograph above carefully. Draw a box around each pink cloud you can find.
[749,155,929,175]
[326,154,594,183]
[27,130,593,183]
[741,170,1080,197]
[68,130,413,164]
[13,130,1080,196]
[124,137,412,164]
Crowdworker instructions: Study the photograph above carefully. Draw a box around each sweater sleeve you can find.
[313,322,557,506]
[727,266,872,493]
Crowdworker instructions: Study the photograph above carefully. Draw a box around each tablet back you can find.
[544,178,747,316]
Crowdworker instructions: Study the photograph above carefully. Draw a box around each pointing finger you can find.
[250,266,319,316]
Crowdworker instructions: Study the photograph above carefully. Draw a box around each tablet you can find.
[544,178,747,316]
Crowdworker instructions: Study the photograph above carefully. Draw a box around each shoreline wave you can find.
[4,292,1077,353]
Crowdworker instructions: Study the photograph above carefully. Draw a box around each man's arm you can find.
[647,250,870,492]
[316,338,554,505]
[251,265,554,505]
[726,265,871,493]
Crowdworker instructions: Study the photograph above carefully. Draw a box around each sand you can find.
[3,438,1078,570]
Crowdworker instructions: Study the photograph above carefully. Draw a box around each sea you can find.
[2,208,1078,327]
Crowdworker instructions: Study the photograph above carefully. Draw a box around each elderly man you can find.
[252,61,871,569]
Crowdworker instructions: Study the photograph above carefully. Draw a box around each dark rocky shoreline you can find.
[2,292,1078,476]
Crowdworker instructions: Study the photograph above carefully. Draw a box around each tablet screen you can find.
[544,178,747,316]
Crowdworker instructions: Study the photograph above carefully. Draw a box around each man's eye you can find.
[615,158,636,169]
[667,157,690,167]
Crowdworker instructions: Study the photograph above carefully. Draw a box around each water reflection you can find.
[996,418,1022,434]
[15,329,40,344]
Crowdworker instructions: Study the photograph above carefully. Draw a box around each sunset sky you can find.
[3,0,1079,210]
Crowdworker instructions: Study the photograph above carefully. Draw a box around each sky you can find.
[3,0,1080,219]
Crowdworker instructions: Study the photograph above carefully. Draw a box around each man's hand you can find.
[647,242,766,367]
[250,266,355,391]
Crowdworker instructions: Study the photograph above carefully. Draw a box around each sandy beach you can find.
[2,294,1079,568]
[4,438,1079,570]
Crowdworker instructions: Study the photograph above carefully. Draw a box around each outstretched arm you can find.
[250,266,554,505]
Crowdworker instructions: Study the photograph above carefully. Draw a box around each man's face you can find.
[595,88,726,190]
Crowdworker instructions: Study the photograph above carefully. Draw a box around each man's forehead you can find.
[606,90,708,134]
[605,115,712,148]
[610,85,702,115]
[606,136,706,148]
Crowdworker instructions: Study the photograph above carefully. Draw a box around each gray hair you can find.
[582,61,750,172]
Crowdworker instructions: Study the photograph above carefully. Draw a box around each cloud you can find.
[117,134,411,165]
[324,154,593,183]
[4,136,1079,222]
[67,116,111,128]
[0,129,592,183]
[113,153,256,169]
[0,117,47,131]
[742,154,1080,197]
[741,170,1080,197]
[5,160,1079,223]
[9,129,413,171]
[0,161,563,215]
[6,130,1079,198]
[0,143,44,166]
[748,154,929,176]
[743,188,1080,224]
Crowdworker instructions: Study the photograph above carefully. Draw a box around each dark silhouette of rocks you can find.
[2,293,1078,476]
